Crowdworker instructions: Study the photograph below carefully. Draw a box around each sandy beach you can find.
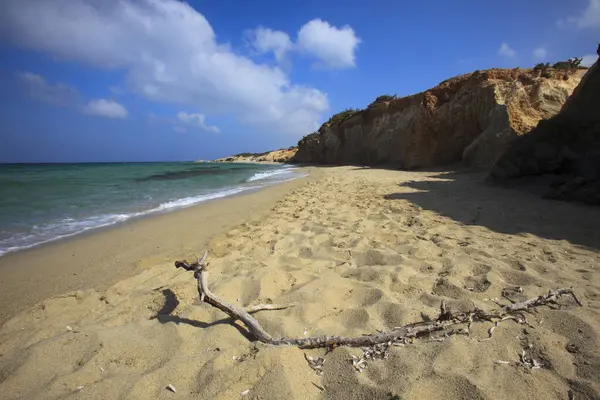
[1,166,600,399]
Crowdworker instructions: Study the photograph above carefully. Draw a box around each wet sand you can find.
[0,174,311,325]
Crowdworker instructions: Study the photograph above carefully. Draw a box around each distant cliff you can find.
[212,147,297,164]
[490,58,600,204]
[292,67,585,168]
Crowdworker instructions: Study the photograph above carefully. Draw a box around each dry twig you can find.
[175,252,582,351]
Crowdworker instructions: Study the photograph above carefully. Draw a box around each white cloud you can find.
[0,0,331,136]
[17,71,79,106]
[297,19,361,69]
[532,47,547,61]
[177,111,220,133]
[559,0,600,29]
[246,20,360,70]
[498,43,516,58]
[582,54,598,67]
[246,27,292,65]
[82,99,128,118]
[18,71,128,119]
[109,85,125,94]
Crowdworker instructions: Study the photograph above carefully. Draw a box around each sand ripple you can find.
[1,167,600,399]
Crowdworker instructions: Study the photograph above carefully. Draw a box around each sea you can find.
[0,162,304,257]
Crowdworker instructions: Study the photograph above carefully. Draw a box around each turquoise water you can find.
[0,162,302,256]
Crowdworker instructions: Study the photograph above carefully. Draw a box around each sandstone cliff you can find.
[213,147,297,164]
[490,58,600,204]
[292,68,584,168]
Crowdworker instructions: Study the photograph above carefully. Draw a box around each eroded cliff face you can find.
[292,68,584,168]
[490,59,600,204]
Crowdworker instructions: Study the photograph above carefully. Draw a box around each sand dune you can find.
[1,166,600,399]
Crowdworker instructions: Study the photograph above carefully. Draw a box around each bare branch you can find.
[175,253,582,350]
[246,304,295,313]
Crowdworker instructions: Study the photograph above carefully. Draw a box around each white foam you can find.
[0,186,262,257]
[247,167,297,182]
[150,186,257,212]
[0,213,131,257]
[0,169,306,257]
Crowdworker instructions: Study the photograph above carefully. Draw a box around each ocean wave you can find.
[0,166,306,257]
[246,167,296,182]
[0,213,131,257]
[148,186,258,212]
[0,185,260,257]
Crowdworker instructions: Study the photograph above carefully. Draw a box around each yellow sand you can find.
[1,166,599,400]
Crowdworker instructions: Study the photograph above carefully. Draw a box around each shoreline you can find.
[0,169,313,325]
[0,174,304,259]
[0,162,303,258]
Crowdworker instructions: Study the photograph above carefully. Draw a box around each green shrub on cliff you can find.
[552,58,582,70]
[533,58,584,79]
[368,94,397,107]
[297,131,319,146]
[325,108,360,126]
[233,151,269,157]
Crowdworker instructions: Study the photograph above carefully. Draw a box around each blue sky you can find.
[0,0,598,162]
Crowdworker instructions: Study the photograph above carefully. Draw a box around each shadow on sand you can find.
[152,288,255,341]
[383,170,600,252]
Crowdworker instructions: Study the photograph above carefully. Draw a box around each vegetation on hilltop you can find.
[534,57,585,71]
[232,151,270,158]
[324,108,360,126]
[368,94,397,108]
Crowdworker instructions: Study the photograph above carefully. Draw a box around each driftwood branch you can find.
[175,252,582,350]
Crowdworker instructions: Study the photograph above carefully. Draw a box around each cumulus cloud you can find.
[177,111,220,133]
[0,0,331,136]
[17,71,79,106]
[246,27,292,65]
[497,43,516,58]
[558,0,600,29]
[532,47,548,61]
[246,20,361,70]
[82,99,128,118]
[582,54,598,67]
[297,19,361,69]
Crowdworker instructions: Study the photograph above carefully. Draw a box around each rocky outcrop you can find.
[292,68,584,168]
[490,58,600,204]
[212,147,297,164]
